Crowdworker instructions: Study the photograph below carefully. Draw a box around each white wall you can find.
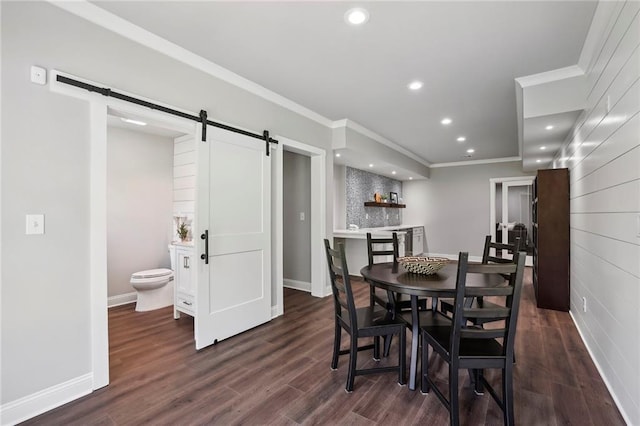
[0,1,333,416]
[173,135,195,218]
[283,151,311,285]
[333,164,346,230]
[403,161,530,258]
[553,2,640,423]
[106,126,174,298]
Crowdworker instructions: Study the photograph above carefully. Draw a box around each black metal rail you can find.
[56,74,278,155]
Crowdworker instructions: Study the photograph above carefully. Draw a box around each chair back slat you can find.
[460,328,507,339]
[482,235,521,265]
[450,251,526,359]
[324,239,358,328]
[367,232,399,267]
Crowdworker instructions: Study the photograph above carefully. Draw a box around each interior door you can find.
[500,180,534,264]
[195,126,272,350]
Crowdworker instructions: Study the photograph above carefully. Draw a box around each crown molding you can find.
[331,119,431,167]
[430,156,521,168]
[49,1,333,128]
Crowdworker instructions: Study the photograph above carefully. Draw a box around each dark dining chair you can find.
[366,232,427,312]
[440,235,521,317]
[324,239,406,392]
[420,251,526,426]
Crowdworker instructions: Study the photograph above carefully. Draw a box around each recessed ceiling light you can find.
[466,148,475,154]
[121,118,147,126]
[545,125,554,130]
[392,171,397,175]
[369,163,374,168]
[409,177,413,180]
[344,8,369,25]
[457,136,466,142]
[335,153,341,157]
[536,159,542,163]
[540,146,546,150]
[441,118,452,125]
[408,81,423,91]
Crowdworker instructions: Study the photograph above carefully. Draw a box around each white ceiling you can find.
[91,1,597,169]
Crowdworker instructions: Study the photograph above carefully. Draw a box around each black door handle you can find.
[200,230,209,264]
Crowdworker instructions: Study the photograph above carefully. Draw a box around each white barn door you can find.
[195,126,271,350]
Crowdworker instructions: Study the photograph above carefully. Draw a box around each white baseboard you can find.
[569,311,632,426]
[108,292,136,308]
[0,373,93,426]
[271,305,283,319]
[283,278,311,292]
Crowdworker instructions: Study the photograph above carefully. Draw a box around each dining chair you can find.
[439,235,521,317]
[366,232,427,312]
[324,239,406,392]
[420,251,526,426]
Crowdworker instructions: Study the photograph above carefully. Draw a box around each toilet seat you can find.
[131,268,172,279]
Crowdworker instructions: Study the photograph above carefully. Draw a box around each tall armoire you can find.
[532,168,570,311]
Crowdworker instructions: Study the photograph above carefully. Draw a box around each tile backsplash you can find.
[346,167,402,228]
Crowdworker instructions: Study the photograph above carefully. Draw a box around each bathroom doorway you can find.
[105,106,195,381]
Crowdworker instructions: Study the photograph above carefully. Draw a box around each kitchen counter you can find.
[333,225,421,239]
[333,225,424,276]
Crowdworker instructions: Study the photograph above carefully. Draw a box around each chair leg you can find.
[420,337,430,393]
[383,334,393,357]
[373,336,381,361]
[503,365,515,426]
[449,364,460,426]
[398,328,406,385]
[331,321,341,370]
[473,369,484,395]
[346,334,358,392]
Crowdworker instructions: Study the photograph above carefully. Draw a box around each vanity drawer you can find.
[176,292,195,315]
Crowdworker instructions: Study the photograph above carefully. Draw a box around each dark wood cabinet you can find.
[532,168,570,311]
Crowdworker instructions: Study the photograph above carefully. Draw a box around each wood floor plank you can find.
[21,271,624,425]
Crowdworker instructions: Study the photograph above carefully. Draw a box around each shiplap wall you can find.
[553,2,640,423]
[173,135,196,219]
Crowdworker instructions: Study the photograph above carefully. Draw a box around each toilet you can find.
[130,248,175,311]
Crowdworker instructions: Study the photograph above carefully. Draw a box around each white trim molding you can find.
[108,292,137,308]
[0,373,93,426]
[283,278,312,292]
[569,312,632,426]
[48,1,333,128]
[331,119,431,167]
[430,156,521,168]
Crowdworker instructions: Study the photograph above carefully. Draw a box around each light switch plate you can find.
[26,214,45,235]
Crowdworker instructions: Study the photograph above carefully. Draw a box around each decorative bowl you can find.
[398,256,449,275]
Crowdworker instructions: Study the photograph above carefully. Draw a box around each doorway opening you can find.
[490,177,535,265]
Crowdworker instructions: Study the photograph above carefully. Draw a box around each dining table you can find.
[360,261,507,390]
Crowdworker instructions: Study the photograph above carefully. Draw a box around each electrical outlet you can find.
[582,297,587,313]
[30,66,47,85]
[386,214,389,219]
[299,212,305,221]
[365,213,369,220]
[26,214,45,235]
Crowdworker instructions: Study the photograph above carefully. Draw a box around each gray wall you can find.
[346,167,403,228]
[1,1,333,407]
[283,151,311,283]
[107,126,174,298]
[403,162,530,257]
[333,164,347,230]
[554,2,639,422]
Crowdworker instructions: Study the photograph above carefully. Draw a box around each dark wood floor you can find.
[24,269,624,425]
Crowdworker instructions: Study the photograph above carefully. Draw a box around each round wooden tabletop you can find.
[360,262,506,297]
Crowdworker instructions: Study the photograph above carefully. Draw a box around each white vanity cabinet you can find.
[173,245,195,318]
